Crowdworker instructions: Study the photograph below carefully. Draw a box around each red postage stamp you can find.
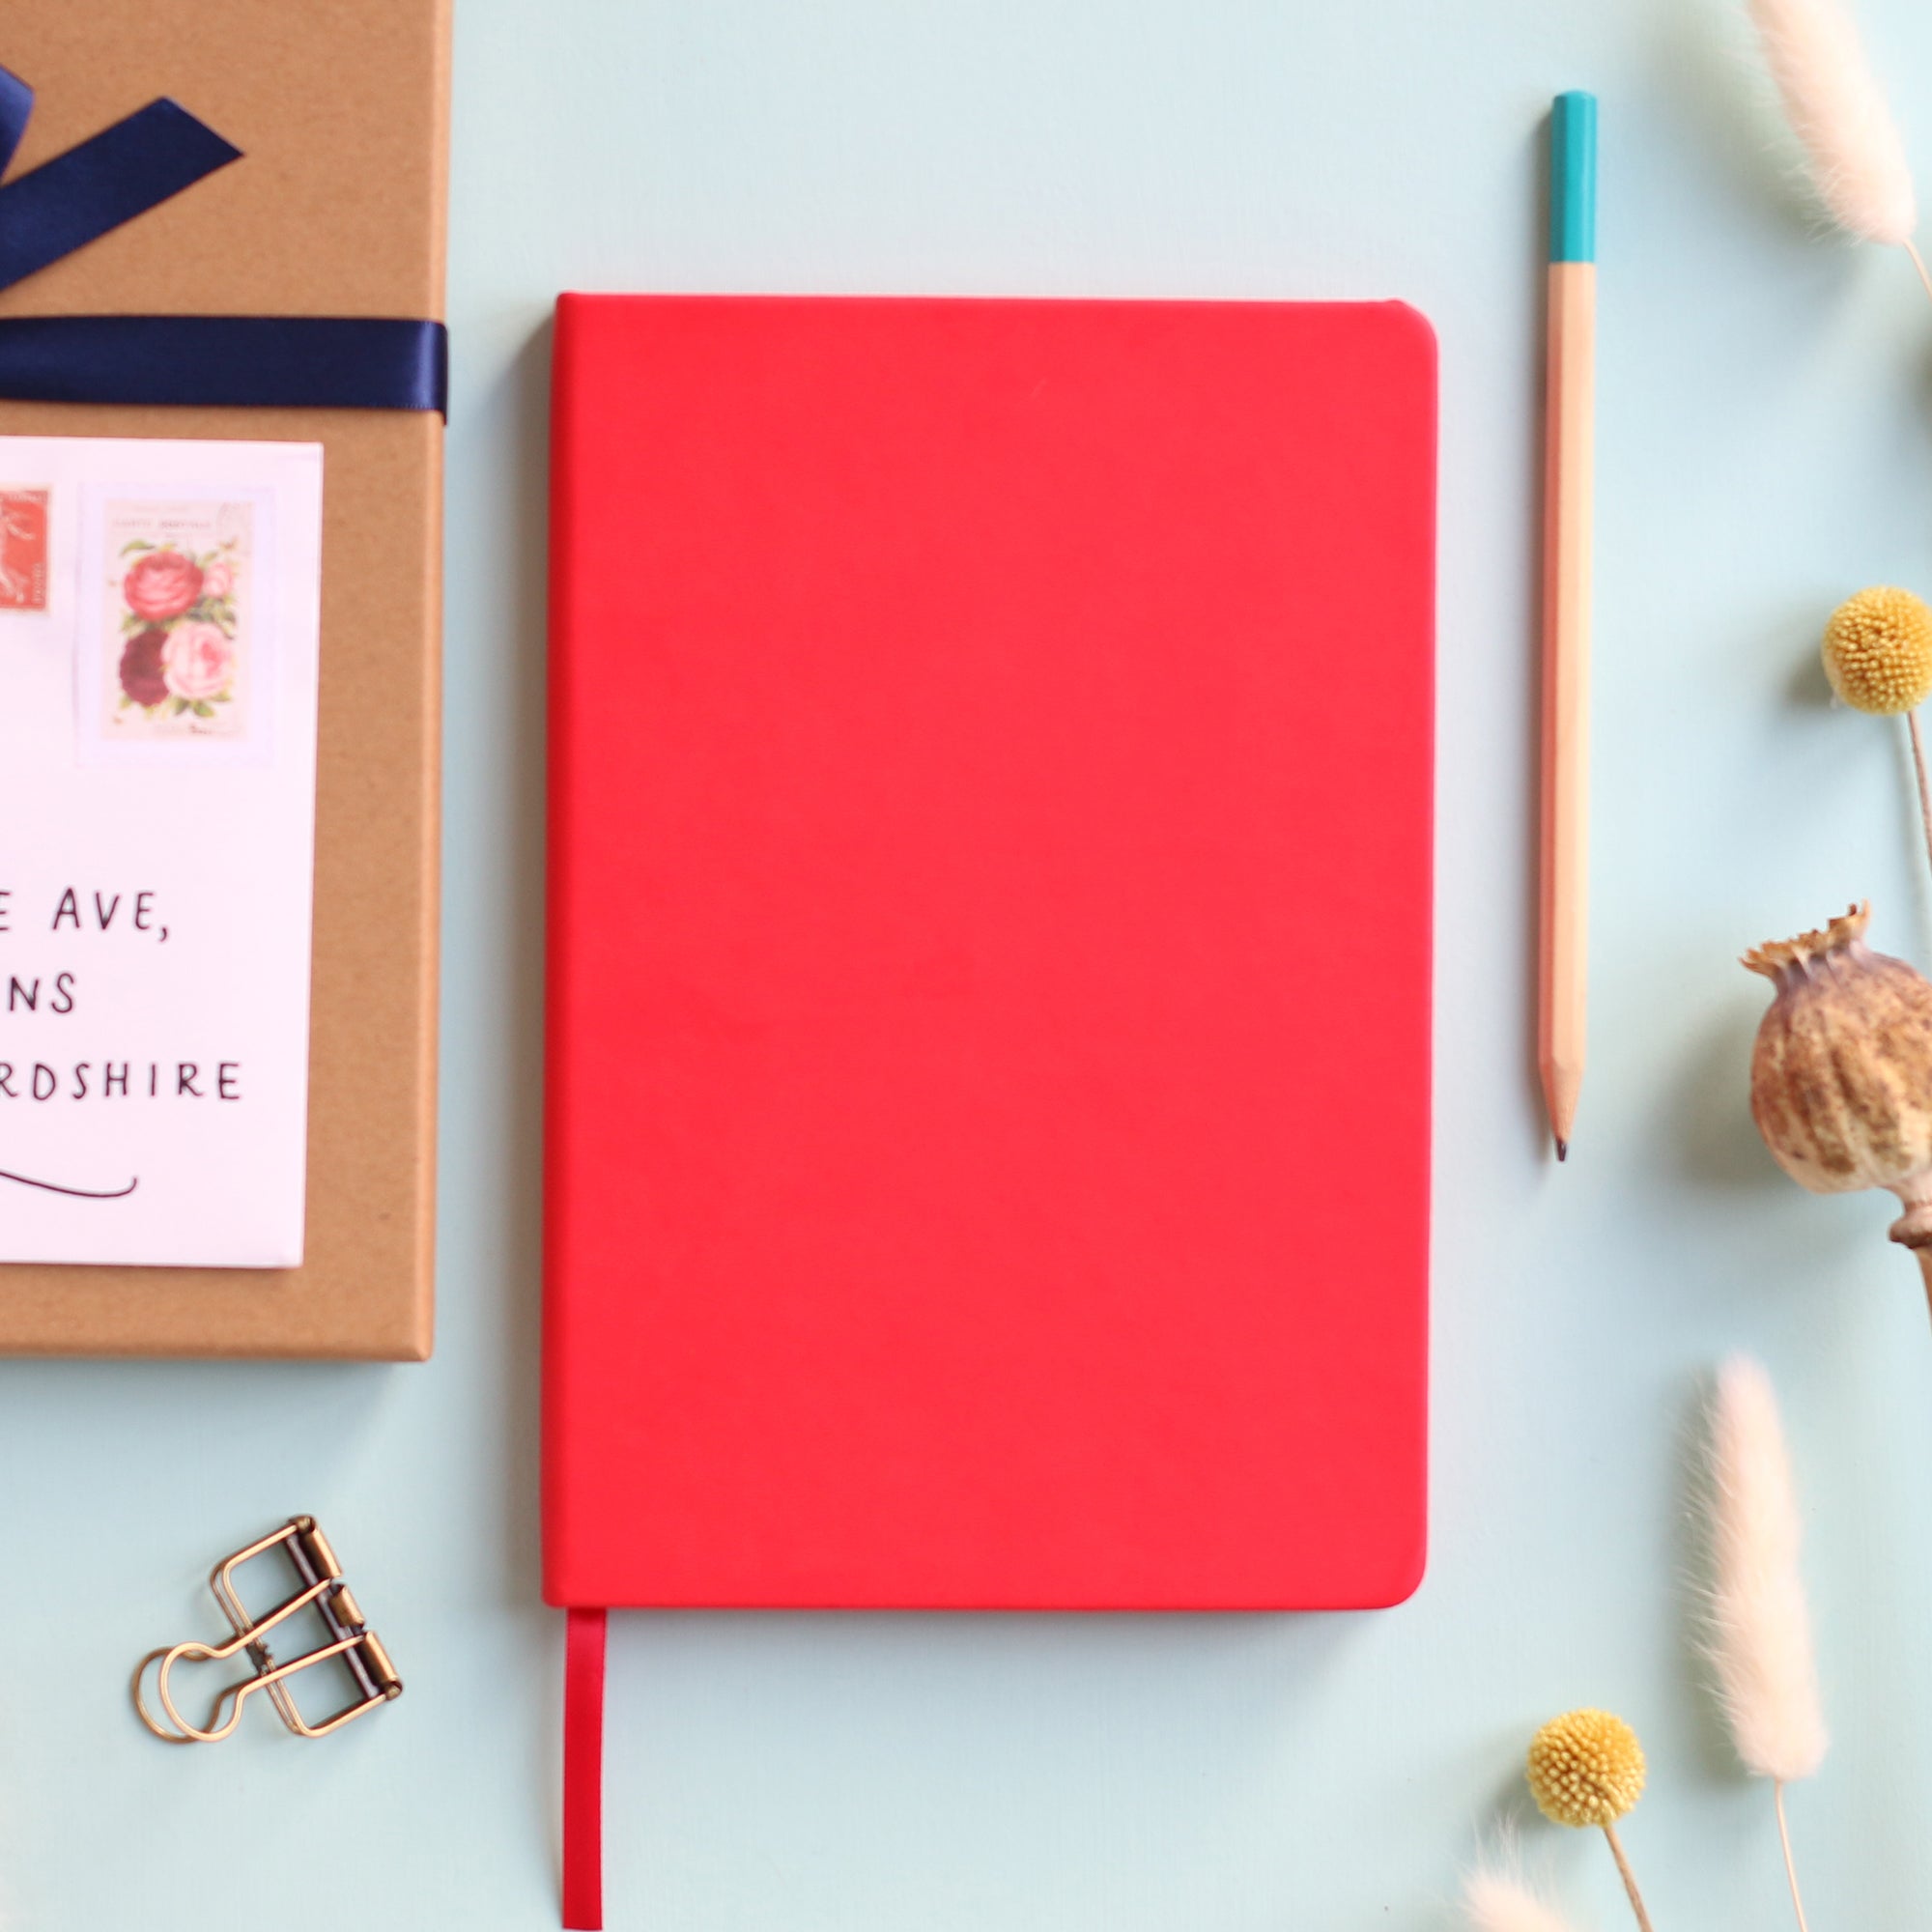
[0,489,49,611]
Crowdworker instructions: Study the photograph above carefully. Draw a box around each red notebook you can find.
[543,293,1435,1924]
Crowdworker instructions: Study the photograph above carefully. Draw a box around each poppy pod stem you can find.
[1885,1170,1932,1328]
[1909,1242,1932,1329]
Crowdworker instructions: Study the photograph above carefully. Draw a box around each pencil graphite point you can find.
[1541,1059,1582,1161]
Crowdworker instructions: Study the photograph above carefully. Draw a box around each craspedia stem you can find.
[1602,1822,1657,1932]
[1908,711,1932,880]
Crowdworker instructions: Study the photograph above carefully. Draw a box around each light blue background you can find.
[6,0,1932,1924]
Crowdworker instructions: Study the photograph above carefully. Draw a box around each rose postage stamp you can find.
[98,499,251,742]
[0,488,48,611]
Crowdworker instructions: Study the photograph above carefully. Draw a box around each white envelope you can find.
[0,435,323,1268]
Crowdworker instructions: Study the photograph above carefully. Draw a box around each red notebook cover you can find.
[544,293,1435,1617]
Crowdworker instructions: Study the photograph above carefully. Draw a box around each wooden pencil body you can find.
[1539,260,1594,1150]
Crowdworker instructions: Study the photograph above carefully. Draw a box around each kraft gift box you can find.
[0,1,449,1357]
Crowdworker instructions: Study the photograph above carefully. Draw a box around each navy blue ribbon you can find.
[0,315,447,412]
[0,62,38,176]
[0,66,446,415]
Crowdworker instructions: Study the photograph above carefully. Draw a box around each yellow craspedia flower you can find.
[1525,1708,1646,1828]
[1822,586,1932,715]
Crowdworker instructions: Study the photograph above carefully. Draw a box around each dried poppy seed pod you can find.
[1745,903,1932,1280]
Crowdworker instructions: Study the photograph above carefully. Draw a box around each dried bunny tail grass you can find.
[1747,0,1917,244]
[1705,1356,1828,1785]
[1463,1866,1582,1932]
[1704,1357,1825,1932]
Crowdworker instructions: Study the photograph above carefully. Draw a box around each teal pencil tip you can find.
[1549,91,1598,265]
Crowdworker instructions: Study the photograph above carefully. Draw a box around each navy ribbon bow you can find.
[0,66,446,415]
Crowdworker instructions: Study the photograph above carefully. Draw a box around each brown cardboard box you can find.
[0,3,450,1356]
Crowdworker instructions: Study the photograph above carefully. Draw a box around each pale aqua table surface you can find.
[8,0,1932,1924]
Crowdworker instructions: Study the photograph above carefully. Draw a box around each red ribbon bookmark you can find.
[562,1606,608,1929]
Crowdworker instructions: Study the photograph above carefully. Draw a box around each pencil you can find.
[1540,90,1596,1160]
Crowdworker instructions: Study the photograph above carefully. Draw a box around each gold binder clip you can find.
[133,1516,402,1744]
